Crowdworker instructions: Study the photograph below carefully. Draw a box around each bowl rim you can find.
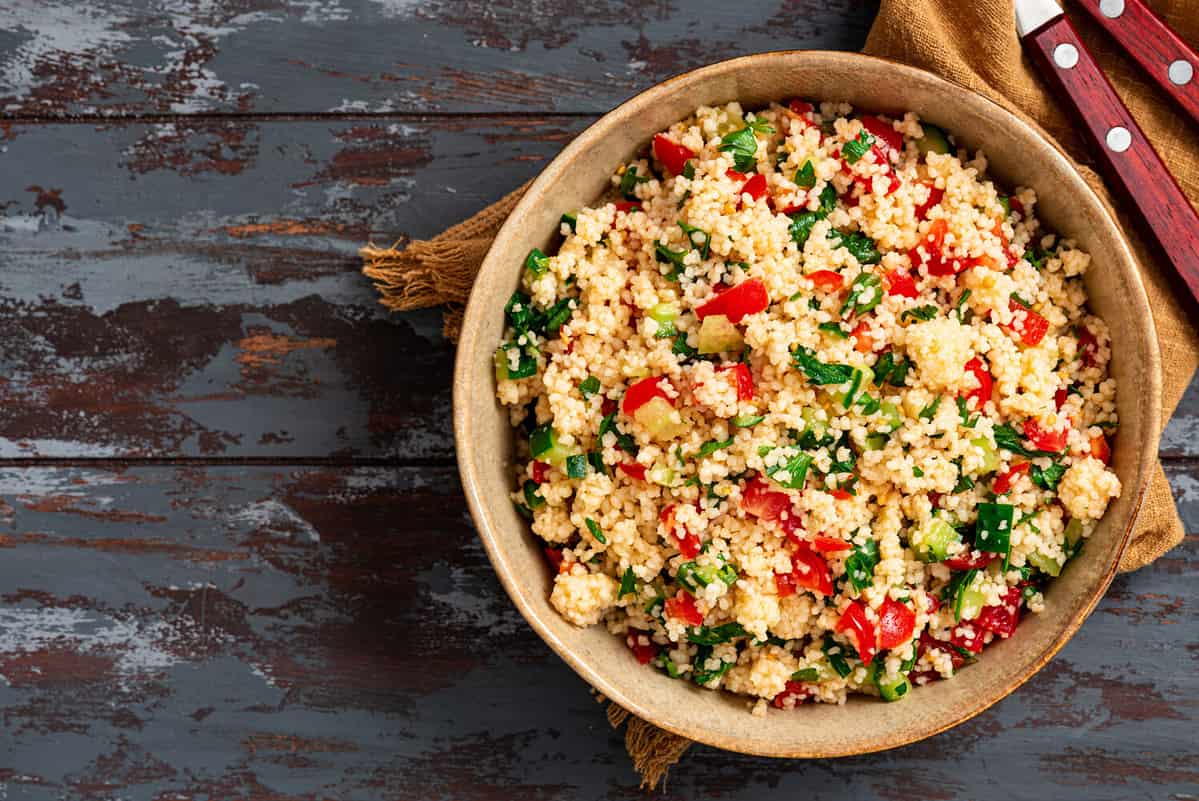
[453,49,1161,757]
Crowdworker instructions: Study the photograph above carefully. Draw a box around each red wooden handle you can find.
[1073,0,1199,125]
[1025,15,1199,308]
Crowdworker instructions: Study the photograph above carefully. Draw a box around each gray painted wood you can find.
[0,1,1195,798]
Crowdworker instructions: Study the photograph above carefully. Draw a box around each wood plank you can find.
[0,463,1194,799]
[0,1,878,118]
[0,117,589,459]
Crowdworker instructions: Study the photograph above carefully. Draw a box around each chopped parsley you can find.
[677,220,712,259]
[619,567,637,597]
[719,119,773,172]
[792,346,855,385]
[695,437,735,459]
[918,394,943,421]
[618,166,650,199]
[764,446,814,489]
[829,231,882,265]
[795,160,816,188]
[524,248,551,277]
[901,305,939,322]
[842,130,875,164]
[845,538,880,592]
[818,321,848,339]
[654,240,689,281]
[585,517,607,544]
[976,502,1014,559]
[1030,461,1067,491]
[579,376,600,399]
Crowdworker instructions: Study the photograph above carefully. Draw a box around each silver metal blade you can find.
[1014,0,1064,38]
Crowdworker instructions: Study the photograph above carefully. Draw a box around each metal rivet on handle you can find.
[1054,43,1079,69]
[1099,0,1125,18]
[1168,60,1194,86]
[1106,126,1132,153]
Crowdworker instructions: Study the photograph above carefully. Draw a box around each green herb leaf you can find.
[719,123,771,172]
[565,454,588,479]
[993,423,1057,458]
[695,437,735,459]
[795,160,816,188]
[538,298,575,338]
[788,211,822,248]
[579,376,600,399]
[560,212,578,232]
[619,567,637,597]
[956,396,979,428]
[687,622,747,646]
[841,272,884,315]
[792,346,856,385]
[671,334,698,360]
[913,466,925,478]
[845,538,880,592]
[497,342,538,379]
[677,220,712,259]
[764,446,813,489]
[654,240,689,281]
[523,479,545,509]
[585,517,607,544]
[1030,461,1067,491]
[975,502,1014,557]
[901,305,939,322]
[587,451,606,475]
[830,231,882,266]
[619,166,650,199]
[823,636,853,677]
[919,394,943,421]
[955,288,973,322]
[504,291,537,333]
[944,569,979,622]
[818,184,837,214]
[818,321,848,339]
[842,130,875,164]
[791,667,821,682]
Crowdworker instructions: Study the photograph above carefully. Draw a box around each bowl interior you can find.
[454,52,1160,757]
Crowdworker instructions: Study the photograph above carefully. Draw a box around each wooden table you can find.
[0,2,1195,798]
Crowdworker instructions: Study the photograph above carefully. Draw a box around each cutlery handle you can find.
[1073,0,1199,125]
[1024,14,1199,307]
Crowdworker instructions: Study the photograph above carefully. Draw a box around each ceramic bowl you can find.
[453,51,1161,757]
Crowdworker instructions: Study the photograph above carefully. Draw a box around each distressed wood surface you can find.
[0,1,1197,798]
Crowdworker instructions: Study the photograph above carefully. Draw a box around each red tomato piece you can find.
[772,680,812,709]
[851,321,874,354]
[811,534,852,553]
[622,376,673,415]
[925,594,942,614]
[836,601,877,665]
[664,592,704,626]
[790,544,834,596]
[909,219,957,276]
[1008,298,1050,346]
[774,571,797,598]
[808,270,845,292]
[618,462,646,481]
[1078,326,1099,367]
[885,268,919,298]
[861,115,904,154]
[1009,197,1025,217]
[1023,419,1068,453]
[614,200,642,214]
[878,598,917,649]
[975,587,1022,639]
[1054,387,1069,411]
[992,462,1030,495]
[531,461,550,484]
[695,278,769,323]
[914,182,944,220]
[949,622,985,654]
[1090,434,1111,465]
[544,547,564,569]
[918,630,968,670]
[788,99,814,116]
[740,173,768,202]
[659,504,700,559]
[652,134,696,176]
[828,488,853,500]
[626,631,659,665]
[963,356,993,408]
[601,397,618,416]
[720,362,755,401]
[943,550,999,571]
[742,475,792,522]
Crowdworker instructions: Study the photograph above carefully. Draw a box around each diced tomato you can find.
[949,621,985,654]
[695,277,770,323]
[851,321,874,354]
[918,631,967,670]
[962,356,993,408]
[726,169,747,182]
[1054,387,1069,411]
[788,99,814,116]
[531,461,550,484]
[828,488,853,500]
[975,587,1022,639]
[943,550,999,571]
[772,680,812,709]
[808,270,845,291]
[720,362,755,401]
[836,601,877,665]
[914,182,944,220]
[811,534,852,553]
[1023,419,1068,453]
[659,504,700,558]
[1090,433,1111,465]
[544,547,564,569]
[626,631,660,665]
[790,544,834,596]
[652,134,696,176]
[614,200,642,214]
[775,198,808,215]
[739,172,768,202]
[1008,298,1050,346]
[618,462,647,481]
[774,571,798,598]
[664,592,704,626]
[622,376,673,415]
[878,598,917,649]
[909,219,958,276]
[601,397,618,416]
[861,115,904,154]
[742,475,792,522]
[1078,326,1099,367]
[928,491,942,508]
[992,462,1030,495]
[925,594,942,614]
[1009,197,1025,217]
[885,268,919,298]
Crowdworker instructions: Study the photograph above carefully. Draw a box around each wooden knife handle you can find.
[1025,14,1199,308]
[1072,0,1199,125]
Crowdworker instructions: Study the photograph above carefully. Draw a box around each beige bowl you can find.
[454,51,1161,757]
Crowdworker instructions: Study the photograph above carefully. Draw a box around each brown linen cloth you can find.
[362,0,1198,786]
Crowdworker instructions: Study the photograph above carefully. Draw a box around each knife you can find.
[1015,0,1199,308]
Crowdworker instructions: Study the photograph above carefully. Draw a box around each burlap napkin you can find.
[364,0,1197,785]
